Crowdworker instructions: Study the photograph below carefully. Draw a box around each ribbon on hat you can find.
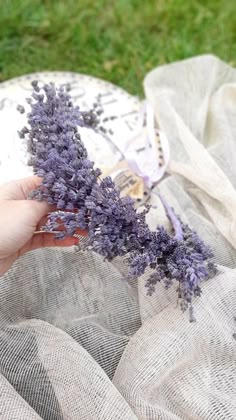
[122,100,170,188]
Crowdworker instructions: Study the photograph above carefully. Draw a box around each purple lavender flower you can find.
[134,194,217,319]
[17,81,216,319]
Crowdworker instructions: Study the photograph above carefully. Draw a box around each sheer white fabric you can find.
[0,55,236,419]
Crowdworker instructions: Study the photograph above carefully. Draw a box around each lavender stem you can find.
[159,192,184,241]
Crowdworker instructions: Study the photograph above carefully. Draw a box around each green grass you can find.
[0,0,235,96]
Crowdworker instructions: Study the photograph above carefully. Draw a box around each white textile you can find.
[0,55,236,419]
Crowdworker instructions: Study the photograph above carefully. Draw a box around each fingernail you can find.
[73,237,79,245]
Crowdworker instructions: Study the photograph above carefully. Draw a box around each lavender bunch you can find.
[17,81,216,318]
[18,82,151,256]
[130,195,216,320]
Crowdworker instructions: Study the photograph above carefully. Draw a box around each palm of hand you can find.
[0,177,79,276]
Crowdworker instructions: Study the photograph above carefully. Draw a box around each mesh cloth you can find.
[0,55,236,419]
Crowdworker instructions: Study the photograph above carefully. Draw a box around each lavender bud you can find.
[16,105,25,114]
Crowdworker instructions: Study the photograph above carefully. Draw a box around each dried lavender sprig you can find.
[135,195,217,316]
[158,192,183,241]
[17,81,216,316]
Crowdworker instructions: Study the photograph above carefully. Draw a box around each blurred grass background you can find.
[0,0,235,96]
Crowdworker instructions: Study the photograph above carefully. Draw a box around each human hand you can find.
[0,176,81,276]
